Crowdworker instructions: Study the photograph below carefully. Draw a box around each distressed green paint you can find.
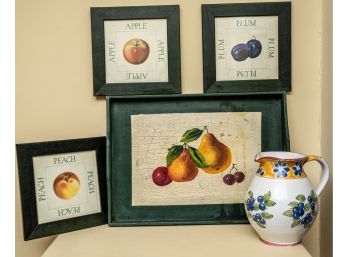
[91,5,181,96]
[107,93,290,226]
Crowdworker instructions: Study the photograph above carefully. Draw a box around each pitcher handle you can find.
[304,155,330,197]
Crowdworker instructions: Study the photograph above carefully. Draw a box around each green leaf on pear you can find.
[187,146,209,168]
[180,128,204,143]
[166,145,183,167]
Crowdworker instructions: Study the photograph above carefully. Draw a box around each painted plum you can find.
[247,39,262,58]
[231,43,250,62]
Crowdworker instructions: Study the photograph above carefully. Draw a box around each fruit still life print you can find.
[152,127,245,187]
[131,112,261,206]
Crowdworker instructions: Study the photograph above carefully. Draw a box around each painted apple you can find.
[152,167,172,186]
[123,38,150,65]
[53,172,80,200]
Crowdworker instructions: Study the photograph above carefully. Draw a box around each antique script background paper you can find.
[131,112,261,206]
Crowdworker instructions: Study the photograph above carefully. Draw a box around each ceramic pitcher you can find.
[244,151,329,246]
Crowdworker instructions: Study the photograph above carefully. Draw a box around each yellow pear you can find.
[198,133,232,174]
[168,149,198,182]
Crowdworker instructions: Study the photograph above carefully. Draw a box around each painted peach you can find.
[53,172,80,200]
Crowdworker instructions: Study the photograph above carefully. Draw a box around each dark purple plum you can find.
[231,43,250,62]
[152,167,172,186]
[247,39,262,58]
[223,174,235,185]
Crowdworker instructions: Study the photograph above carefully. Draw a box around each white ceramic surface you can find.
[244,151,329,245]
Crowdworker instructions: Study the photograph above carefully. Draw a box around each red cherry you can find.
[152,167,172,186]
[234,171,245,183]
[223,174,235,185]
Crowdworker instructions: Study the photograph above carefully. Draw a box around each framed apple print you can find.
[202,2,291,93]
[16,137,107,240]
[91,5,181,96]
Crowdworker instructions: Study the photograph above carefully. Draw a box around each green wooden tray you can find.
[107,92,290,226]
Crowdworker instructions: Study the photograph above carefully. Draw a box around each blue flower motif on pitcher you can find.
[273,161,290,177]
[283,190,318,229]
[256,167,264,176]
[245,190,276,229]
[246,196,255,211]
[292,162,303,176]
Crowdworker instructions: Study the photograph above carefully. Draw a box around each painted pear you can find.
[168,149,198,182]
[198,133,232,174]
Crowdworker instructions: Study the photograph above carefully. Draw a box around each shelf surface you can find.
[41,224,312,257]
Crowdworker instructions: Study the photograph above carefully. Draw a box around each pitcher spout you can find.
[254,151,307,163]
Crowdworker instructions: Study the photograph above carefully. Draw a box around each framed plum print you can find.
[202,2,291,93]
[107,93,290,226]
[91,5,181,96]
[16,137,107,240]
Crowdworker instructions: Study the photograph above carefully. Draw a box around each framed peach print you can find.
[16,137,107,240]
[91,5,181,96]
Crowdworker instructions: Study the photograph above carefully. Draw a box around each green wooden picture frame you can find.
[107,92,290,226]
[91,5,181,96]
[16,137,107,240]
[202,2,291,93]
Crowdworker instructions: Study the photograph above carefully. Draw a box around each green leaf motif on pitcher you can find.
[283,190,318,228]
[245,190,276,229]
